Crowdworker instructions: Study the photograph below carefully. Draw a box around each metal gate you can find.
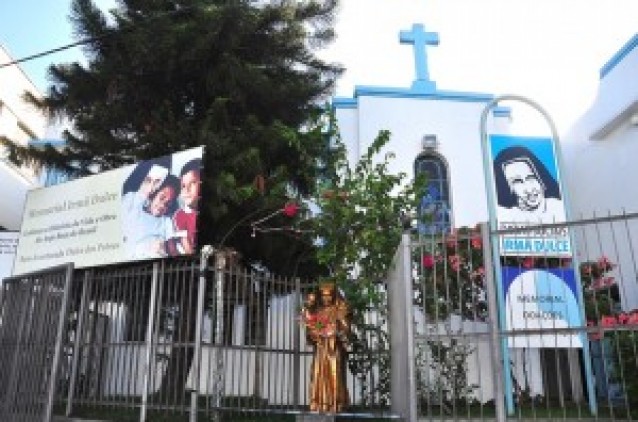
[0,264,73,422]
[395,212,638,422]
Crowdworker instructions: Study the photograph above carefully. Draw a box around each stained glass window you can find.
[415,154,451,235]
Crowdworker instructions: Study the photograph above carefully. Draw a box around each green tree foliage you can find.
[1,0,342,275]
[312,127,423,309]
[307,124,424,405]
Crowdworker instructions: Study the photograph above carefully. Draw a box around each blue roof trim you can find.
[600,33,638,79]
[29,138,67,147]
[354,85,494,102]
[492,106,512,118]
[332,97,358,109]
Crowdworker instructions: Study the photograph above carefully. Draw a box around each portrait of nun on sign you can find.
[492,142,566,225]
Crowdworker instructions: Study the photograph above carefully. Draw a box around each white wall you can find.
[336,94,509,230]
[562,34,638,311]
[563,35,638,217]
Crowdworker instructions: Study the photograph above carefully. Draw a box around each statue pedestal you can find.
[296,414,335,422]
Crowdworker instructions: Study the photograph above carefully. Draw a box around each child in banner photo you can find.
[121,158,181,259]
[170,158,202,255]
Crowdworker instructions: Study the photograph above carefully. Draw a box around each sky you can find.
[1,0,637,136]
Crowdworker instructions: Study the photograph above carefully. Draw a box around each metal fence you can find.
[0,250,392,422]
[0,264,73,422]
[5,212,638,422]
[406,212,638,421]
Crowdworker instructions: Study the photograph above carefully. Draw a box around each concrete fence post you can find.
[388,233,417,422]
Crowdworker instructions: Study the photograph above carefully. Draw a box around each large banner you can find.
[489,135,571,257]
[13,147,203,275]
[0,231,18,282]
[502,267,582,348]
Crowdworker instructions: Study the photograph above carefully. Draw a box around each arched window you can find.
[415,153,451,235]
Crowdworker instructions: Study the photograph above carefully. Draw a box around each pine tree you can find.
[2,0,342,275]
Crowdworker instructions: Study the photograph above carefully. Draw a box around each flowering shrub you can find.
[579,255,618,324]
[417,226,488,321]
[579,256,638,403]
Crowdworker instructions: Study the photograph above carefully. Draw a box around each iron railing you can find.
[410,212,638,421]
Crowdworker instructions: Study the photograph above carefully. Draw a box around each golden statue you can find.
[301,282,350,413]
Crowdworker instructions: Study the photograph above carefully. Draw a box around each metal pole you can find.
[479,97,515,415]
[292,277,301,408]
[140,262,160,422]
[190,246,214,422]
[66,271,91,416]
[44,263,75,422]
[480,223,506,422]
[211,250,226,422]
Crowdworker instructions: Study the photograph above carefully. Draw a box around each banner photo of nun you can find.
[490,135,567,225]
[489,135,571,257]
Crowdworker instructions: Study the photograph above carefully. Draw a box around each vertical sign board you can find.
[0,231,18,283]
[13,146,204,275]
[488,135,581,348]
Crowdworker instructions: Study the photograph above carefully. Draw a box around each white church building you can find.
[333,22,638,406]
[334,23,638,311]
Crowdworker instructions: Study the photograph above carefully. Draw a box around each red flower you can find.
[470,235,482,250]
[627,312,638,325]
[522,257,535,269]
[421,254,435,269]
[301,312,335,337]
[283,202,300,217]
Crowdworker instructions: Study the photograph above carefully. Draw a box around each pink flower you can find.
[445,235,457,250]
[421,254,435,269]
[600,315,618,327]
[627,312,638,325]
[597,255,614,272]
[591,278,602,290]
[448,254,462,272]
[470,235,482,250]
[618,313,629,324]
[282,202,300,217]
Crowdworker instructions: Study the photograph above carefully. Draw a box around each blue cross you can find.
[400,23,439,92]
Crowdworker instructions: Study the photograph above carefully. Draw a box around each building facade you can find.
[0,45,46,230]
